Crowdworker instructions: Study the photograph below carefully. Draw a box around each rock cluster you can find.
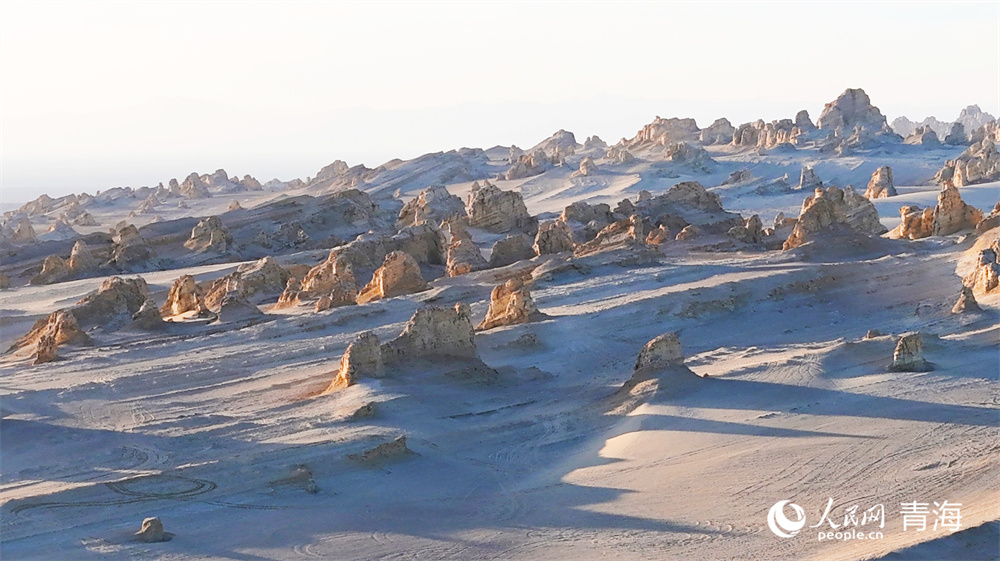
[630,181,743,235]
[727,214,764,244]
[347,436,410,464]
[30,255,71,285]
[934,135,1000,187]
[931,183,983,236]
[732,118,803,149]
[864,166,897,199]
[903,126,940,146]
[575,215,649,257]
[817,88,893,133]
[356,251,428,304]
[783,186,888,249]
[698,118,736,145]
[477,278,540,331]
[963,240,1000,295]
[184,216,233,253]
[204,256,292,311]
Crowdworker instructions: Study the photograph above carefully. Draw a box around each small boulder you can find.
[889,332,931,372]
[135,517,173,543]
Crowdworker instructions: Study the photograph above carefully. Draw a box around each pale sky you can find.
[2,1,998,203]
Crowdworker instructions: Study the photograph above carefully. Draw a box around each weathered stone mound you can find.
[533,220,575,255]
[798,166,822,191]
[952,286,981,314]
[732,118,803,150]
[889,332,931,372]
[903,126,940,146]
[2,216,38,244]
[397,185,465,228]
[727,214,764,244]
[561,201,614,226]
[74,277,150,327]
[931,183,983,236]
[574,215,650,257]
[110,224,153,269]
[30,255,71,286]
[893,205,935,240]
[357,251,428,304]
[381,304,477,361]
[446,228,488,277]
[204,256,292,311]
[783,186,888,249]
[466,182,536,234]
[489,234,536,268]
[817,88,892,133]
[699,117,736,145]
[7,310,91,364]
[963,239,1000,295]
[620,332,701,394]
[277,251,358,310]
[632,181,743,234]
[325,332,384,391]
[864,166,896,199]
[131,299,164,330]
[976,200,1000,234]
[347,436,411,464]
[215,291,264,322]
[161,275,207,317]
[135,517,173,543]
[477,278,542,331]
[184,216,233,253]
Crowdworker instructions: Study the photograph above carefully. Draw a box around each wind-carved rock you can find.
[575,215,650,257]
[110,224,153,269]
[727,215,764,244]
[699,118,736,145]
[952,286,981,314]
[381,303,478,361]
[817,88,893,133]
[889,332,931,372]
[204,256,294,311]
[278,252,357,310]
[477,278,542,331]
[864,166,897,199]
[131,299,164,330]
[325,332,384,391]
[68,241,98,273]
[30,255,71,285]
[620,332,701,394]
[903,126,940,146]
[561,201,614,227]
[5,217,38,244]
[893,205,935,240]
[606,146,636,164]
[934,134,1000,187]
[179,172,211,199]
[7,310,90,364]
[488,234,536,268]
[963,240,1000,295]
[135,517,173,543]
[184,216,233,253]
[466,182,536,234]
[798,166,823,191]
[356,251,428,304]
[533,220,575,255]
[397,185,466,228]
[445,227,488,277]
[161,275,207,317]
[732,119,803,149]
[932,183,983,236]
[574,157,597,177]
[783,186,888,249]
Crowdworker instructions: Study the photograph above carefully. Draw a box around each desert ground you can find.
[1,89,998,560]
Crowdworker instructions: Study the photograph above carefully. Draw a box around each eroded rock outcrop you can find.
[783,186,888,249]
[798,166,822,191]
[135,517,173,543]
[932,183,983,236]
[131,299,164,330]
[397,185,466,228]
[215,291,264,322]
[325,332,384,391]
[203,256,293,311]
[110,224,153,269]
[574,215,650,257]
[161,275,207,317]
[184,216,233,253]
[68,241,98,273]
[381,304,478,361]
[477,278,541,331]
[934,135,1000,187]
[356,251,428,304]
[445,229,488,277]
[533,220,575,255]
[574,157,597,177]
[963,240,1000,295]
[466,182,536,234]
[727,214,764,244]
[633,181,743,235]
[7,310,90,364]
[488,234,536,268]
[620,332,700,393]
[952,286,981,313]
[347,436,411,464]
[30,255,71,285]
[864,166,897,199]
[699,118,736,145]
[889,332,930,372]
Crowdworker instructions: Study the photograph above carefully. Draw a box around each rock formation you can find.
[561,201,614,226]
[934,136,1000,187]
[356,251,429,304]
[698,118,736,145]
[976,200,1000,234]
[575,215,649,257]
[635,332,684,370]
[179,173,211,198]
[645,225,671,246]
[533,220,575,255]
[0,272,9,289]
[215,291,264,322]
[727,214,764,244]
[889,332,931,372]
[675,224,700,241]
[951,286,981,313]
[347,436,410,464]
[184,216,233,253]
[817,88,893,133]
[131,299,164,329]
[161,275,207,317]
[783,186,888,249]
[110,224,152,269]
[664,142,714,171]
[932,183,983,236]
[627,116,700,147]
[466,182,536,234]
[893,205,935,240]
[7,310,90,364]
[864,166,897,199]
[397,185,466,228]
[903,126,940,146]
[574,157,597,177]
[73,277,150,327]
[798,166,822,191]
[732,119,802,150]
[135,517,173,543]
[381,304,477,361]
[204,256,293,311]
[445,230,488,277]
[632,181,743,234]
[477,278,541,331]
[963,240,1000,295]
[606,146,636,164]
[30,255,71,285]
[68,241,98,273]
[488,234,536,268]
[325,332,384,391]
[795,110,816,131]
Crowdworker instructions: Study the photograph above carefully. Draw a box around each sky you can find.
[2,1,999,203]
